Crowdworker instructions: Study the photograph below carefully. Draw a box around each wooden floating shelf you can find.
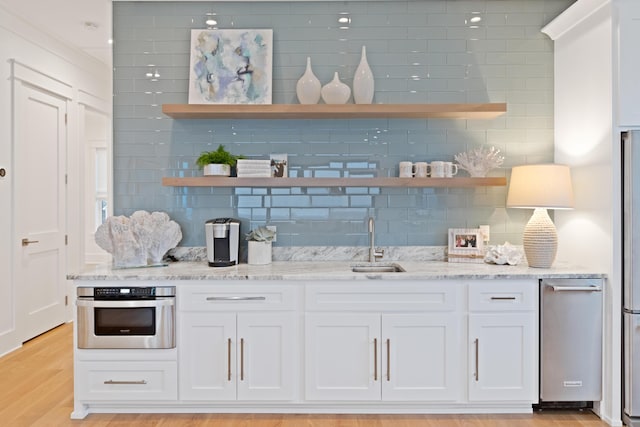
[161,103,507,120]
[162,177,507,188]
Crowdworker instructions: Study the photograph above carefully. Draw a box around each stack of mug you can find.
[399,161,458,178]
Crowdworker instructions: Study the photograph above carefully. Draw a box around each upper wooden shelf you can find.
[161,103,507,120]
[162,176,507,188]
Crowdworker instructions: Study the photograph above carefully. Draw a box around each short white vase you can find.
[353,46,374,104]
[203,164,231,176]
[296,57,321,104]
[247,241,272,265]
[321,72,351,104]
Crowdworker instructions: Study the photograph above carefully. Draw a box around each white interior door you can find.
[14,82,67,341]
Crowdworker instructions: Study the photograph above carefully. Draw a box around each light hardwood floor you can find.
[0,323,611,427]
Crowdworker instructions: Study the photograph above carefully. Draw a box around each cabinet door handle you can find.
[104,380,147,385]
[227,338,232,381]
[206,296,266,301]
[490,296,516,300]
[386,338,391,382]
[373,338,378,381]
[240,338,245,381]
[474,338,479,382]
[21,238,39,246]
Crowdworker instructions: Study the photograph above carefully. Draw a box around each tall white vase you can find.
[353,46,374,104]
[321,72,351,104]
[296,57,321,104]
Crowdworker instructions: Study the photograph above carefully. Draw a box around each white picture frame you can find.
[448,228,485,263]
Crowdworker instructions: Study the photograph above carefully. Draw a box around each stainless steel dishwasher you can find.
[539,278,603,404]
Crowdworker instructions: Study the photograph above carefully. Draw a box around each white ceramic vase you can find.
[296,57,321,104]
[203,164,231,176]
[247,241,272,265]
[321,72,351,104]
[353,46,374,104]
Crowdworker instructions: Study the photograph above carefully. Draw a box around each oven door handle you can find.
[76,299,175,308]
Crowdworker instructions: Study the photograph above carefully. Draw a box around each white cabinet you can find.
[178,284,298,401]
[304,282,462,402]
[76,360,177,401]
[618,0,640,126]
[467,281,538,402]
[179,311,296,401]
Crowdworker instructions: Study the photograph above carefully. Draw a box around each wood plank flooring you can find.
[0,323,611,427]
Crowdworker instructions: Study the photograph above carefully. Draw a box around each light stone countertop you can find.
[68,260,605,282]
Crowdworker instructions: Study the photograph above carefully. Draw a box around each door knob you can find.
[21,238,39,246]
[0,168,5,177]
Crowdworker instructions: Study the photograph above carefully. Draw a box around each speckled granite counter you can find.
[68,260,604,281]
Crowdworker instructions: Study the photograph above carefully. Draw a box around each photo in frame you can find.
[448,228,485,263]
[189,29,273,104]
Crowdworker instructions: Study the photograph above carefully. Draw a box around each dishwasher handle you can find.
[547,285,602,292]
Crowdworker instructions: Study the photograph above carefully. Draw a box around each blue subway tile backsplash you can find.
[112,0,571,247]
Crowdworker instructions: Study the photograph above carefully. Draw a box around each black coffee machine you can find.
[205,218,240,267]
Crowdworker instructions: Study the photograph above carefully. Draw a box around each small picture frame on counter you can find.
[448,228,485,263]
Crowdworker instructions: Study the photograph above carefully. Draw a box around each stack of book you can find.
[236,159,272,178]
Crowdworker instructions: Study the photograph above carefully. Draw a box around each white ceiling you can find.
[0,0,112,65]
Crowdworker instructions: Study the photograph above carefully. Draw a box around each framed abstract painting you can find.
[188,29,273,104]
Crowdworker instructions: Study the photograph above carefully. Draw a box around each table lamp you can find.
[506,164,574,268]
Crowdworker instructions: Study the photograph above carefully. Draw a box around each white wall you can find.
[542,0,620,425]
[0,4,110,356]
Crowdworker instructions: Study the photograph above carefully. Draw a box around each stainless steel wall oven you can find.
[76,286,176,349]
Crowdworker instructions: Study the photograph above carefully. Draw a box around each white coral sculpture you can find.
[95,210,182,268]
[454,146,505,177]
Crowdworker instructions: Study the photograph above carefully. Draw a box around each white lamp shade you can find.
[506,164,574,209]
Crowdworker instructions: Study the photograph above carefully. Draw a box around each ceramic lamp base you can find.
[523,208,557,268]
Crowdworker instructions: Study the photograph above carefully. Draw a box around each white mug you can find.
[399,161,414,178]
[444,162,459,178]
[430,161,446,178]
[414,162,429,178]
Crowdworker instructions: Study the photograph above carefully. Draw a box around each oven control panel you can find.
[77,286,176,299]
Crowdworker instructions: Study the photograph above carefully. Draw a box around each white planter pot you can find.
[248,241,272,265]
[203,164,231,176]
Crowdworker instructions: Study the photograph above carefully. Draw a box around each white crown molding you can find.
[542,0,611,40]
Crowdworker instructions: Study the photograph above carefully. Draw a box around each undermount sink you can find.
[351,263,405,273]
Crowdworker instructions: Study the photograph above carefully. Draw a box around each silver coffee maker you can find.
[205,218,240,267]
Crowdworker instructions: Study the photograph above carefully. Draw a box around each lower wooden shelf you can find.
[162,177,506,188]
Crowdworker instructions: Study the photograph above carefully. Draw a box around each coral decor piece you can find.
[95,210,182,268]
[454,146,505,177]
[484,242,523,266]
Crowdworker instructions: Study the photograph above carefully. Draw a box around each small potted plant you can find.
[246,226,276,265]
[196,145,242,176]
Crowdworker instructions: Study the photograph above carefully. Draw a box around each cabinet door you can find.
[237,312,297,401]
[618,0,640,126]
[305,313,381,400]
[468,313,537,402]
[179,312,236,401]
[382,313,461,401]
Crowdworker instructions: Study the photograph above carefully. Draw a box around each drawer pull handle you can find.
[373,338,378,381]
[227,338,232,381]
[104,380,147,385]
[206,296,267,301]
[490,296,516,300]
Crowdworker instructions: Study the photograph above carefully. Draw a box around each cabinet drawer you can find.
[76,361,177,401]
[306,282,460,311]
[179,283,297,311]
[468,280,537,312]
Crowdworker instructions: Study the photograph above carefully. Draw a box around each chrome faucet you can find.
[368,217,385,263]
